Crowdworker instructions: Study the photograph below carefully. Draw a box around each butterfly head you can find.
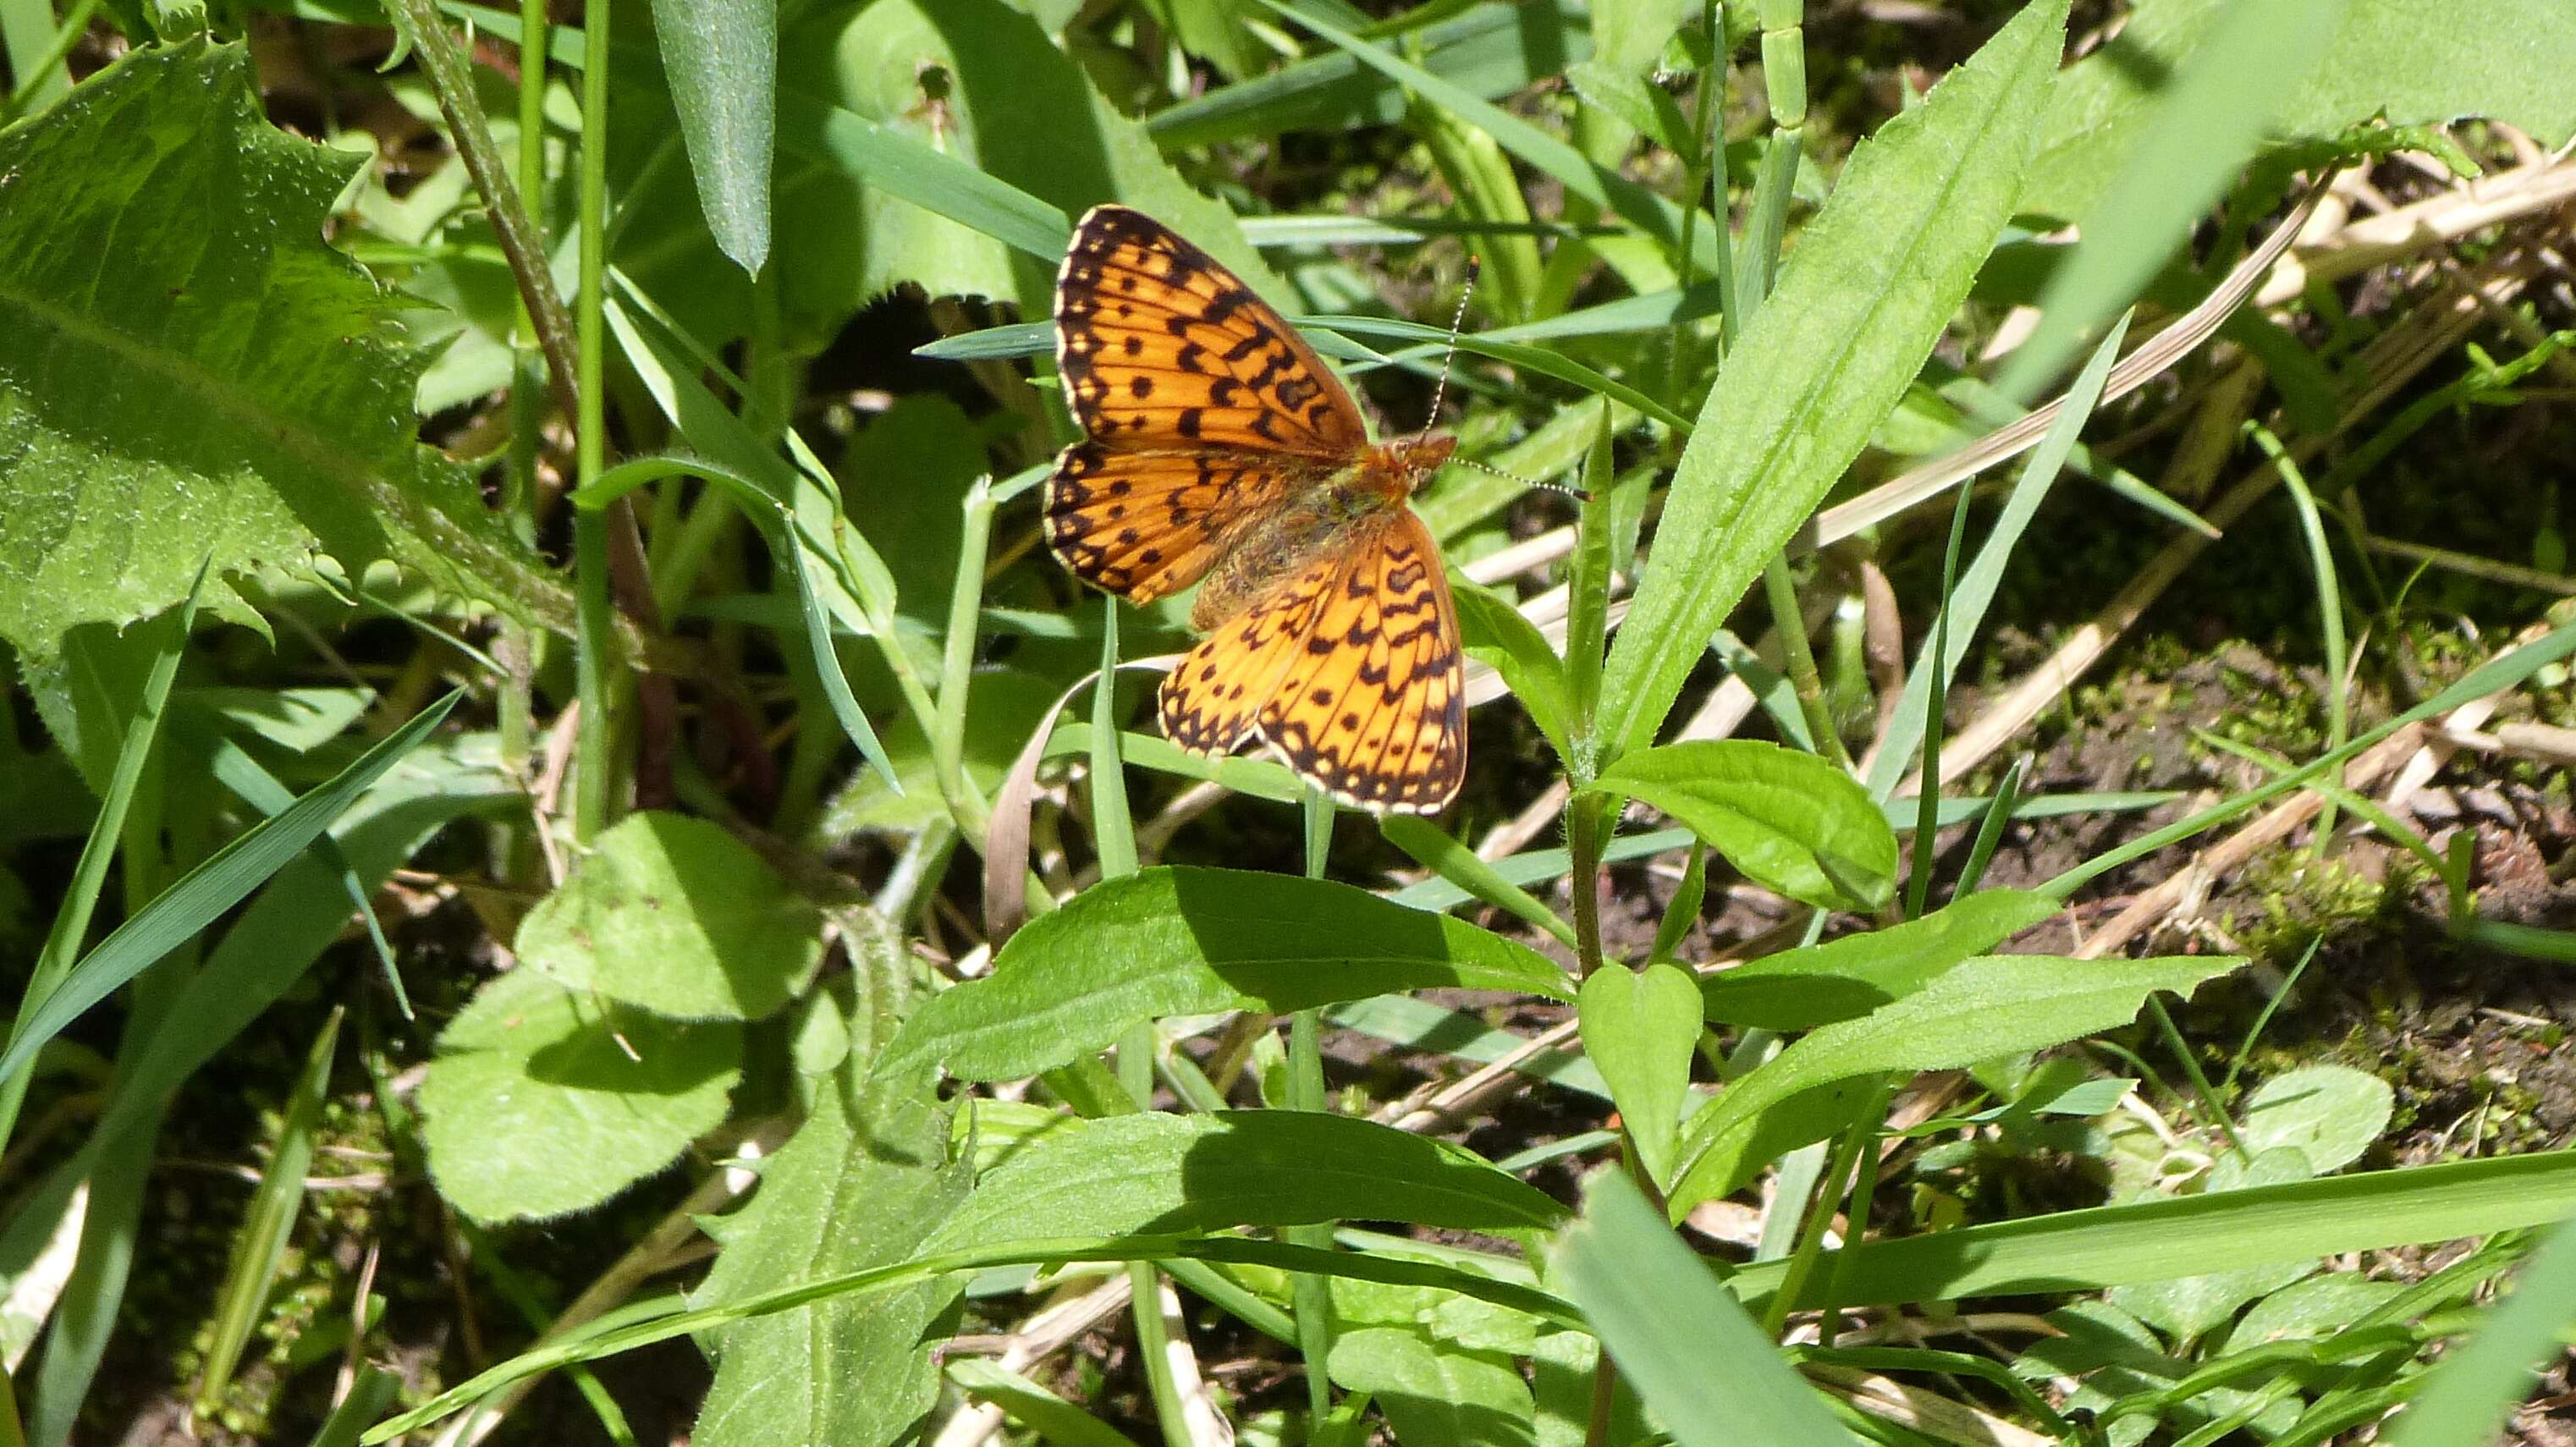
[1377,432,1456,493]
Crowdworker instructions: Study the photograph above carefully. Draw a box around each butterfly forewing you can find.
[1053,206,1366,457]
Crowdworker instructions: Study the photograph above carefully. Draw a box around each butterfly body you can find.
[1045,205,1467,813]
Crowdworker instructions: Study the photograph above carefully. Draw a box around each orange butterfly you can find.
[1044,205,1466,813]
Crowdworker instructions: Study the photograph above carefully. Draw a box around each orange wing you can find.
[1158,545,1343,758]
[1045,440,1314,605]
[1159,509,1465,814]
[1054,204,1366,458]
[1258,509,1465,813]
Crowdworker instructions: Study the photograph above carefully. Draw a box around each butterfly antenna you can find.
[1417,257,1589,503]
[1416,256,1479,446]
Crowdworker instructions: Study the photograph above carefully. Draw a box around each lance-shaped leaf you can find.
[1595,0,2070,757]
[883,867,1571,1081]
[649,0,777,275]
[1581,741,1898,911]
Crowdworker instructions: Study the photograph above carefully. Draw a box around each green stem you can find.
[1761,1076,1886,1339]
[570,0,614,842]
[1289,786,1337,1426]
[1762,557,1849,771]
[390,0,580,421]
[934,482,996,828]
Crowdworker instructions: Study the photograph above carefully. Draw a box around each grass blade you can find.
[0,692,460,1086]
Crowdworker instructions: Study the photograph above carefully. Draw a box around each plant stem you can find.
[1762,556,1850,771]
[390,0,579,421]
[570,0,614,842]
[1290,785,1338,1425]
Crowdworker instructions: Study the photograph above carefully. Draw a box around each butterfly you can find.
[1043,205,1467,813]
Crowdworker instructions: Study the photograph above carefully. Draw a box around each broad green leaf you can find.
[882,867,1571,1081]
[2226,1274,2407,1348]
[1452,577,1572,760]
[1555,1173,1858,1447]
[2111,1148,2321,1343]
[1699,888,2061,1029]
[418,969,742,1223]
[692,1075,969,1447]
[1671,953,2244,1214]
[2381,1215,2576,1447]
[1596,0,2070,757]
[2026,0,2576,223]
[791,0,1285,316]
[647,0,776,274]
[1329,1326,1540,1447]
[0,40,565,661]
[2284,0,2576,148]
[1576,963,1701,1185]
[0,693,463,1087]
[1148,1,1588,151]
[1994,0,2341,399]
[517,812,826,1021]
[1732,1149,2576,1312]
[2239,1065,2393,1174]
[1582,741,1898,911]
[1566,0,1693,142]
[924,1111,1569,1247]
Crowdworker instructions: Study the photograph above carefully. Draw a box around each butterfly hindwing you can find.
[1256,509,1465,813]
[1054,205,1367,458]
[1159,547,1340,757]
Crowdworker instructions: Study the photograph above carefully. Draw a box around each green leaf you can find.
[1379,814,1577,949]
[2026,0,2576,223]
[2284,0,2576,148]
[691,1075,970,1447]
[1259,0,1709,272]
[2238,1065,2393,1174]
[1328,1326,1540,1447]
[1451,577,1572,760]
[1148,1,1587,151]
[1670,953,2245,1214]
[194,1006,342,1412]
[516,812,826,1021]
[418,968,742,1223]
[1595,0,2070,757]
[0,692,463,1087]
[2110,1148,2321,1343]
[1994,0,2341,399]
[883,867,1572,1081]
[1576,964,1701,1185]
[946,1359,1145,1447]
[1554,1172,1858,1447]
[1699,888,2061,1030]
[801,0,1287,313]
[1733,1148,2576,1311]
[1582,741,1899,911]
[74,735,517,1170]
[0,40,566,661]
[924,1110,1570,1247]
[2381,1216,2576,1447]
[647,0,776,274]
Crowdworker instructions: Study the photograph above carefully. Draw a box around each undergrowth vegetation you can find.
[2,0,2574,1443]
